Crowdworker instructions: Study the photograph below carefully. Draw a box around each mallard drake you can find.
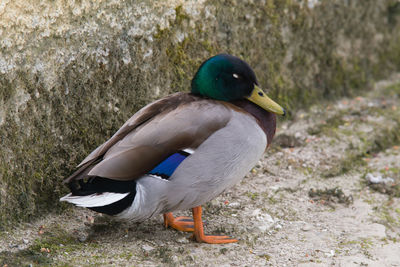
[61,54,285,244]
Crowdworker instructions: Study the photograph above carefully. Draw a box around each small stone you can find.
[270,186,280,191]
[228,202,240,208]
[301,224,313,232]
[325,250,335,257]
[254,216,275,233]
[176,237,189,244]
[263,214,274,223]
[77,234,88,242]
[256,224,269,233]
[142,244,155,252]
[251,209,261,217]
[22,239,29,244]
[210,199,219,206]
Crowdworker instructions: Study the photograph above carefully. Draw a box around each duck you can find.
[60,54,285,244]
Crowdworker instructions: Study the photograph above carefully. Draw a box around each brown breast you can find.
[231,99,276,146]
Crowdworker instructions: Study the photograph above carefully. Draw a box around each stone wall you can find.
[1,0,400,228]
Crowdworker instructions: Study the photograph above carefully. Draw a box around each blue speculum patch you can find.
[148,151,188,178]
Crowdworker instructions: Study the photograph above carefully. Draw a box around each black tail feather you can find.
[66,177,137,216]
[67,177,136,196]
[88,191,136,216]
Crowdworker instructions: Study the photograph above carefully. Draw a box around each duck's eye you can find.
[258,92,264,97]
[232,73,240,79]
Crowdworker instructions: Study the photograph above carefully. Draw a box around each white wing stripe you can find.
[183,148,195,154]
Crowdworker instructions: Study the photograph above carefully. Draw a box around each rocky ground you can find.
[1,75,400,266]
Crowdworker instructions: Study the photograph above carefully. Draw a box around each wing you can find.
[64,93,232,182]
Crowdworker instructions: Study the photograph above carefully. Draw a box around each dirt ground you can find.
[1,75,400,266]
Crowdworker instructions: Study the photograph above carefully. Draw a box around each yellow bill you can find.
[246,85,286,116]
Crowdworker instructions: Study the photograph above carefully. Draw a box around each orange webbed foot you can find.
[163,212,194,232]
[191,206,238,244]
[190,233,238,244]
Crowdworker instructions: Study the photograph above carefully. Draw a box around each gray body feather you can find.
[116,110,267,221]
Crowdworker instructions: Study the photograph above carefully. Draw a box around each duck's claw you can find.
[163,213,194,232]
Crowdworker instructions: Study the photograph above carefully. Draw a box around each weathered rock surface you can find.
[1,0,400,228]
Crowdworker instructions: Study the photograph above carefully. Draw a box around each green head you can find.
[191,54,285,115]
[191,54,257,101]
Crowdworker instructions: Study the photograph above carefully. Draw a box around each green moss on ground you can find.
[0,223,99,266]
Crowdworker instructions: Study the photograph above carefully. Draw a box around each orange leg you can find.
[191,206,238,244]
[163,212,194,232]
